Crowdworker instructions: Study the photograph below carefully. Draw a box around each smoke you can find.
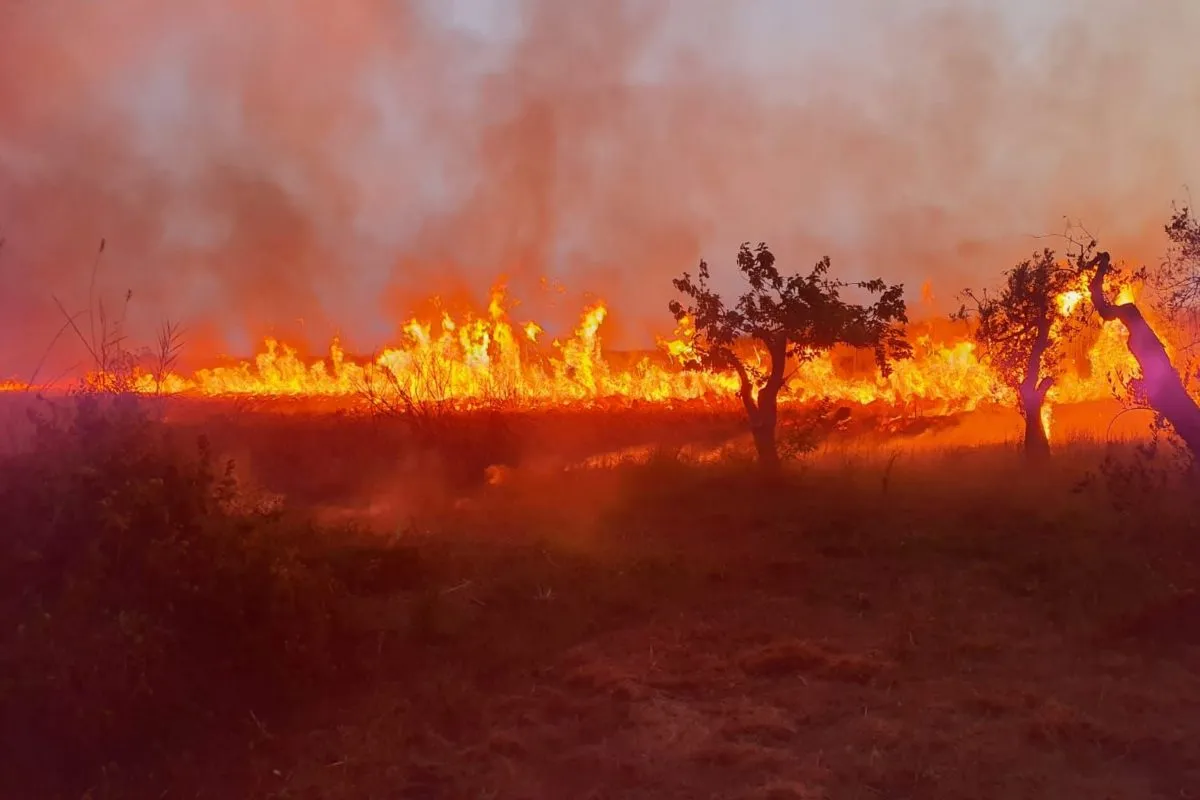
[1,0,1198,376]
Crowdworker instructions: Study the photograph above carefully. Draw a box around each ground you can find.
[102,429,1200,799]
[3,398,1199,799]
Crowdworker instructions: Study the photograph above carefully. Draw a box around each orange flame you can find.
[0,275,1160,437]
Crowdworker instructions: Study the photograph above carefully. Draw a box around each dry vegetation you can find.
[2,396,1200,799]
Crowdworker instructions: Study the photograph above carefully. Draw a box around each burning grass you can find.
[2,397,1200,799]
[0,270,1152,427]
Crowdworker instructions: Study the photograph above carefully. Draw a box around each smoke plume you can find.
[1,0,1198,376]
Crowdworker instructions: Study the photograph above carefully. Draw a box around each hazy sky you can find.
[1,0,1197,371]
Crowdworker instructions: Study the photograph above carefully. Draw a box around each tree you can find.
[669,243,911,471]
[1158,203,1200,319]
[957,248,1087,462]
[1087,249,1200,461]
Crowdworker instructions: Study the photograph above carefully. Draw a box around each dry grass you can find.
[4,400,1200,799]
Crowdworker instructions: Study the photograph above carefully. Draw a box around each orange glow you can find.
[1057,290,1085,316]
[0,276,1160,439]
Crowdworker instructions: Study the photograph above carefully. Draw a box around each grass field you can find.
[2,395,1199,799]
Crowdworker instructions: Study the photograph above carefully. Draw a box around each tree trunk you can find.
[750,384,782,472]
[1020,383,1051,462]
[735,335,788,475]
[1089,253,1200,458]
[748,407,780,471]
[1019,303,1055,462]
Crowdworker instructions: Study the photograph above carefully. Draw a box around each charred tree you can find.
[670,243,911,473]
[1088,251,1200,458]
[958,249,1085,462]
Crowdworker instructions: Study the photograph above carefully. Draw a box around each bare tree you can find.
[669,242,911,472]
[957,248,1087,461]
[1087,250,1200,460]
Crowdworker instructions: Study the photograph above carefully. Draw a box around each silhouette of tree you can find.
[1088,249,1200,461]
[1159,204,1200,319]
[669,243,911,471]
[957,248,1086,462]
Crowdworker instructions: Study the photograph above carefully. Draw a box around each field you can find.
[3,395,1199,799]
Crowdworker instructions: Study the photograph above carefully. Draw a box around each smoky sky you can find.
[1,0,1198,375]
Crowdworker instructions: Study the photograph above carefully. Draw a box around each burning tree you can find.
[669,243,911,470]
[957,248,1086,461]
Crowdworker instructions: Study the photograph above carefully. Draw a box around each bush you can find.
[0,393,348,797]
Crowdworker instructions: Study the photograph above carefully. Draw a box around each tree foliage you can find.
[1159,203,1200,317]
[958,248,1089,398]
[669,243,911,387]
[956,247,1092,460]
[669,243,910,468]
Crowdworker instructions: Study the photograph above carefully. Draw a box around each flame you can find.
[0,273,1166,439]
[1057,290,1085,316]
[657,314,700,365]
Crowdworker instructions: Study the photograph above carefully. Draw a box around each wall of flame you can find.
[9,274,1162,449]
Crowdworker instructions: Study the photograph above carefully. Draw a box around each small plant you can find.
[1076,362,1197,512]
[26,239,185,399]
[358,346,453,419]
[1082,410,1198,512]
[149,319,187,396]
[356,355,520,489]
[776,402,851,462]
[0,395,348,797]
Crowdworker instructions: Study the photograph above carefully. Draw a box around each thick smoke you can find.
[1,0,1198,377]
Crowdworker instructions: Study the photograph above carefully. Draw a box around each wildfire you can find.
[1057,290,1085,316]
[106,287,739,407]
[0,274,1157,433]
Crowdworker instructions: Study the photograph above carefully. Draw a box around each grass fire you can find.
[1,257,1144,424]
[4,3,1200,799]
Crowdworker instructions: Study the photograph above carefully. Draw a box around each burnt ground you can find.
[93,438,1200,800]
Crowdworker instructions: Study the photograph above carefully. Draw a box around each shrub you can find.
[0,393,348,796]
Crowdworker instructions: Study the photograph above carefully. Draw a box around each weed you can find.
[0,395,351,797]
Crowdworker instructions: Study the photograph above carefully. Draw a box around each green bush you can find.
[0,393,348,796]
